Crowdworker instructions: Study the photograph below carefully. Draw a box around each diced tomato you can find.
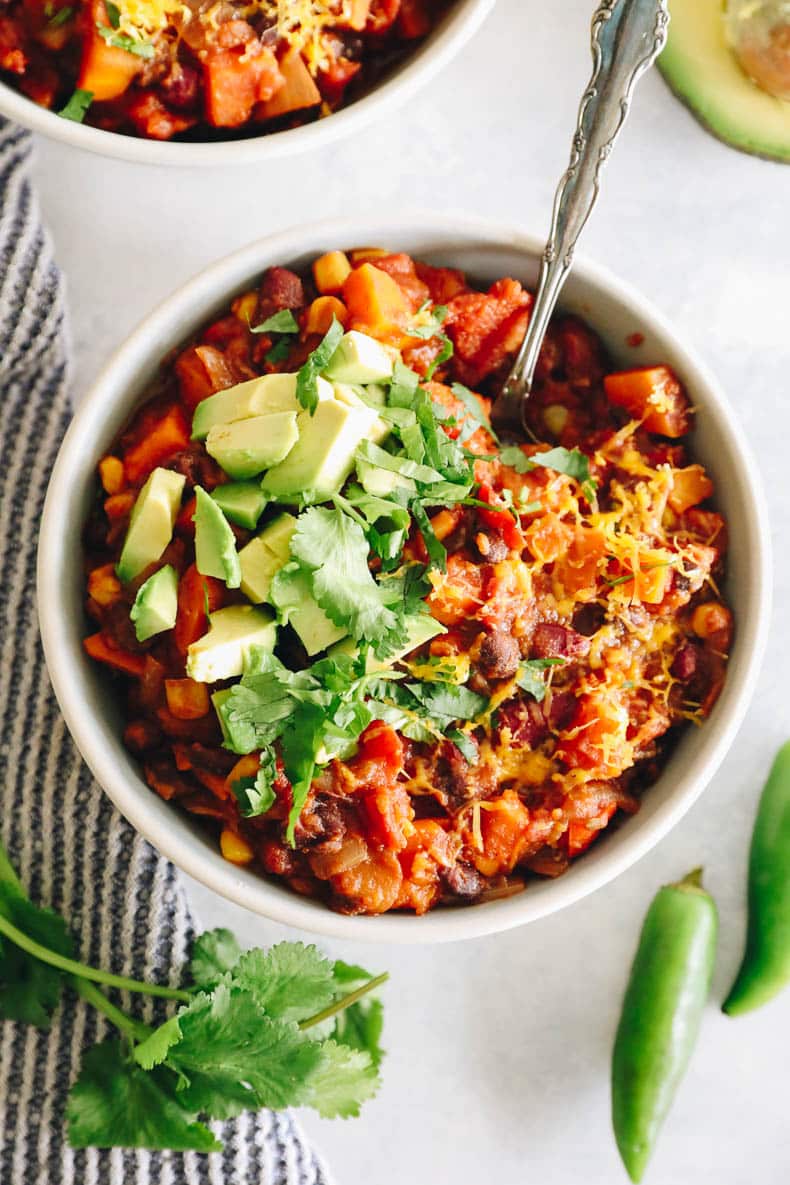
[126,92,196,140]
[564,801,617,856]
[444,278,532,386]
[476,483,521,550]
[555,693,631,779]
[173,564,226,655]
[351,723,404,788]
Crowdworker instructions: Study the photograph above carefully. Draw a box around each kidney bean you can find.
[531,623,591,660]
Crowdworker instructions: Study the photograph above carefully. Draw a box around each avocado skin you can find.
[659,0,790,164]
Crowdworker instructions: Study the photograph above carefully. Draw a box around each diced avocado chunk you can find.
[116,467,185,584]
[262,399,380,502]
[258,512,298,561]
[186,605,276,683]
[658,0,790,163]
[129,564,178,643]
[194,486,240,588]
[324,331,395,385]
[210,482,268,530]
[332,384,390,443]
[357,456,416,499]
[238,513,298,604]
[239,537,282,605]
[206,411,298,480]
[192,373,333,440]
[271,568,346,656]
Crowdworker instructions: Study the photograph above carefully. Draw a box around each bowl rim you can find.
[37,212,772,944]
[0,0,495,167]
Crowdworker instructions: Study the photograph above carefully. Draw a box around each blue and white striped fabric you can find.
[0,117,331,1185]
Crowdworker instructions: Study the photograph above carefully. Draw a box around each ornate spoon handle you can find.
[492,0,670,438]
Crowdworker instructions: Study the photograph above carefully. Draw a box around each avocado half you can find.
[659,0,790,164]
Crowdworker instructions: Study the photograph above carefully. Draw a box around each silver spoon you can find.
[491,0,670,440]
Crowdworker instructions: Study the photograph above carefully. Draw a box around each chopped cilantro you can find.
[47,5,74,26]
[289,506,401,651]
[447,729,479,765]
[57,89,93,123]
[451,382,500,444]
[265,338,293,364]
[96,24,155,56]
[411,501,447,572]
[231,749,277,818]
[105,0,120,26]
[252,308,299,335]
[296,317,344,414]
[516,658,567,703]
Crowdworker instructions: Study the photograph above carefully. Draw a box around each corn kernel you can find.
[220,829,254,866]
[305,295,348,336]
[232,291,259,325]
[313,250,352,294]
[543,404,569,436]
[87,563,122,607]
[98,455,125,495]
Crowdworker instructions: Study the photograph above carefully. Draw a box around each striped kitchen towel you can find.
[0,118,331,1185]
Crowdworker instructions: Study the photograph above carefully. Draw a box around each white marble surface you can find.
[28,0,790,1181]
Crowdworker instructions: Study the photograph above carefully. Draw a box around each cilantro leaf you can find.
[281,702,326,845]
[388,360,420,404]
[303,1041,379,1119]
[296,318,344,414]
[233,942,336,1024]
[516,658,566,703]
[47,5,74,26]
[133,1016,182,1072]
[67,1040,220,1152]
[105,0,120,25]
[265,338,293,364]
[96,24,154,56]
[0,884,72,1028]
[168,983,322,1117]
[411,501,447,572]
[189,928,241,988]
[252,309,299,335]
[231,749,277,818]
[447,729,479,765]
[356,439,446,486]
[330,962,385,1070]
[289,507,400,651]
[499,444,595,500]
[57,88,93,123]
[450,382,500,444]
[405,681,486,723]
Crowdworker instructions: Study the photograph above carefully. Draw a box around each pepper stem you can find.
[675,867,704,890]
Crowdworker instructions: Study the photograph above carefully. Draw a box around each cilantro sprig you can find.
[57,88,93,123]
[499,444,597,502]
[0,839,386,1149]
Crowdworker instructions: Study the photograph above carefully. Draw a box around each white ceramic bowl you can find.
[38,214,771,943]
[0,0,494,166]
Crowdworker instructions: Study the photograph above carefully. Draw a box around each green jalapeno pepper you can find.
[611,869,718,1183]
[724,740,790,1016]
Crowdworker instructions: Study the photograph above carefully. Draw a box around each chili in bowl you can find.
[0,0,493,163]
[38,217,770,941]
